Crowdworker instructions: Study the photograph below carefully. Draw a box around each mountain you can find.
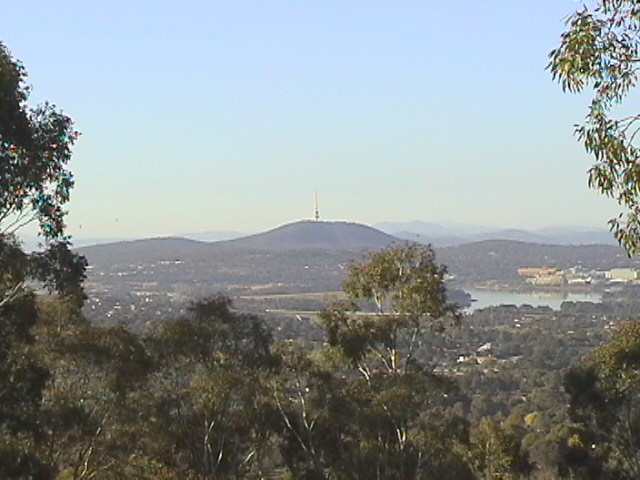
[374,221,495,239]
[18,234,132,252]
[77,223,633,289]
[79,237,212,266]
[181,231,246,242]
[77,237,639,320]
[392,231,466,248]
[376,221,619,247]
[475,229,549,244]
[78,221,402,266]
[214,221,401,251]
[533,226,618,245]
[436,239,636,282]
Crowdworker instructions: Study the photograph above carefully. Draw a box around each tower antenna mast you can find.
[314,192,320,221]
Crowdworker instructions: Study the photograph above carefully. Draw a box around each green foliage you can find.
[564,320,640,478]
[151,295,277,369]
[321,244,460,374]
[343,244,459,322]
[466,418,531,480]
[549,1,640,254]
[0,439,52,480]
[0,41,78,241]
[30,240,87,302]
[267,341,472,480]
[0,238,51,479]
[0,40,88,478]
[141,297,280,478]
[274,245,474,479]
[0,40,86,306]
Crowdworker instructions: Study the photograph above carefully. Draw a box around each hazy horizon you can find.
[2,1,622,238]
[17,218,619,250]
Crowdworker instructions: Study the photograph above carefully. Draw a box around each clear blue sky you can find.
[1,1,620,237]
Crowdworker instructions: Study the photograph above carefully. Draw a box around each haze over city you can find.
[1,1,623,239]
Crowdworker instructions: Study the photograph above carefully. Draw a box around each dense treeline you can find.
[2,242,482,479]
[3,234,640,478]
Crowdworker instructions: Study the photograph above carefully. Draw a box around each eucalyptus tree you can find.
[0,41,77,241]
[0,40,85,305]
[321,244,460,376]
[274,244,473,479]
[564,321,640,479]
[144,296,280,479]
[0,40,84,479]
[549,1,640,254]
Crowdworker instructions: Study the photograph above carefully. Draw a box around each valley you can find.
[78,220,640,333]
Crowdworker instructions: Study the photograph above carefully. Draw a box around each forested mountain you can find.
[214,220,401,250]
[78,230,636,287]
[79,221,400,264]
[79,237,216,265]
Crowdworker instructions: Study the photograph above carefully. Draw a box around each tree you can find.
[564,320,640,478]
[32,299,153,479]
[321,244,460,375]
[276,244,473,479]
[466,418,531,480]
[549,1,640,254]
[1,41,77,241]
[144,296,279,478]
[265,337,473,479]
[0,40,85,302]
[0,41,84,479]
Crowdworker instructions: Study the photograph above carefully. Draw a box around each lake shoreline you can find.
[463,287,603,312]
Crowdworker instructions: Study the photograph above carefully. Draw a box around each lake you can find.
[464,288,602,312]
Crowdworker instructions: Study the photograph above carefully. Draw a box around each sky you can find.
[1,1,624,238]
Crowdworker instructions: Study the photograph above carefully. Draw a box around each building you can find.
[517,267,560,277]
[518,267,566,286]
[606,268,638,282]
[529,274,566,286]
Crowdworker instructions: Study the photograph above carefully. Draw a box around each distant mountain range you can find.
[22,220,620,255]
[78,221,401,266]
[76,221,638,295]
[17,234,131,252]
[373,221,618,247]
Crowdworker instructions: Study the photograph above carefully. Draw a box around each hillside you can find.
[78,221,402,268]
[77,235,640,333]
[437,239,638,282]
[79,237,212,266]
[375,221,619,246]
[77,232,640,302]
[78,230,636,280]
[214,221,401,251]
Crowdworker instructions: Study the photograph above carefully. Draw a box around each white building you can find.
[606,268,638,282]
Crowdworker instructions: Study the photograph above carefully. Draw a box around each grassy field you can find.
[237,290,346,301]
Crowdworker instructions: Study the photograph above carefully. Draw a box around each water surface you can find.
[464,288,602,312]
